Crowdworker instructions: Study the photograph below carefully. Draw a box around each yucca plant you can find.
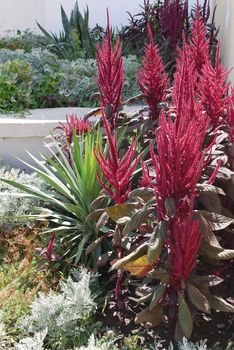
[0,128,106,269]
[37,1,94,60]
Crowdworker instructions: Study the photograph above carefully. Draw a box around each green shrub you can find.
[0,30,50,52]
[0,49,140,112]
[0,60,33,112]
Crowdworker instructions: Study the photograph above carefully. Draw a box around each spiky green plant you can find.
[37,1,94,60]
[0,129,105,268]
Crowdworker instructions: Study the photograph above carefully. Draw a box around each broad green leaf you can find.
[196,184,225,195]
[189,275,223,287]
[209,295,234,312]
[149,284,166,311]
[135,304,162,326]
[147,222,167,265]
[123,206,150,236]
[178,291,193,339]
[187,282,210,313]
[196,210,234,231]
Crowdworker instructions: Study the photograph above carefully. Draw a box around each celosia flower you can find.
[159,0,188,51]
[95,116,140,204]
[56,114,92,144]
[227,88,234,143]
[96,10,124,128]
[198,43,230,128]
[187,5,210,75]
[168,213,202,287]
[149,109,208,220]
[137,25,168,121]
[173,41,198,121]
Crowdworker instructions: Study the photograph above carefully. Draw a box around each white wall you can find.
[210,0,234,82]
[0,0,45,35]
[45,0,140,33]
[45,0,200,33]
[0,0,200,36]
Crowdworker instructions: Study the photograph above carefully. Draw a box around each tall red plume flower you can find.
[95,116,140,204]
[173,41,198,122]
[227,88,234,143]
[168,213,202,287]
[198,43,230,129]
[137,25,168,121]
[159,0,189,51]
[187,3,210,75]
[96,10,124,128]
[56,114,92,144]
[149,109,208,220]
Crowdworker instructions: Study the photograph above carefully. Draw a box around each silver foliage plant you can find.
[14,329,47,350]
[0,164,47,228]
[16,269,97,349]
[0,49,141,110]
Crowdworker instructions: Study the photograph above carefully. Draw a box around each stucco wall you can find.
[0,0,45,35]
[211,0,234,82]
[0,0,199,36]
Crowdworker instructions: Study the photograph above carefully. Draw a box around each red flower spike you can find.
[56,114,92,144]
[173,41,199,124]
[149,106,209,220]
[198,43,230,129]
[187,3,210,75]
[168,214,202,286]
[96,10,124,128]
[137,25,168,121]
[159,0,189,52]
[227,88,234,143]
[95,116,140,204]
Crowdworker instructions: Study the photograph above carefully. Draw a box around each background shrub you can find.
[0,49,140,112]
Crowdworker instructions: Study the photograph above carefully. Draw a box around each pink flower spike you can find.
[95,116,140,204]
[198,43,230,129]
[137,24,168,121]
[96,9,124,128]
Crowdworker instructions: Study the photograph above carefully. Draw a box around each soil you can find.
[98,263,234,349]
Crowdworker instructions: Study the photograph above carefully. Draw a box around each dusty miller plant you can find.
[0,164,47,228]
[17,269,98,349]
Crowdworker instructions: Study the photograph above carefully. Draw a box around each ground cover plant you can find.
[1,1,234,349]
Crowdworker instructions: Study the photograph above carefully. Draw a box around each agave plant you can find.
[0,128,107,268]
[37,1,94,60]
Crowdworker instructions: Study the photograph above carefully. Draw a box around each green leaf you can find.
[123,206,150,236]
[86,236,105,255]
[164,198,176,218]
[189,275,223,287]
[209,295,234,312]
[129,187,154,201]
[135,304,162,327]
[149,284,166,311]
[196,184,225,195]
[187,282,210,313]
[147,222,167,265]
[61,5,72,40]
[196,210,234,231]
[178,291,193,339]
